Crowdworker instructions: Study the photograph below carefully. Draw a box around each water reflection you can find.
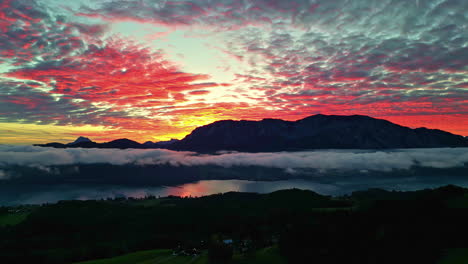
[3,175,468,205]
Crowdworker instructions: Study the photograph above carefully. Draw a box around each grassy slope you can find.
[74,249,208,264]
[439,248,468,264]
[57,245,468,264]
[74,247,284,264]
[0,212,29,226]
[233,246,286,264]
[74,249,174,264]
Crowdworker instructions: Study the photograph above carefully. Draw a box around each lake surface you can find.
[3,175,468,205]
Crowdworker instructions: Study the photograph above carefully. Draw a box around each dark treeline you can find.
[1,186,468,263]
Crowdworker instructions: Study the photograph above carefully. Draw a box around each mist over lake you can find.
[1,145,467,205]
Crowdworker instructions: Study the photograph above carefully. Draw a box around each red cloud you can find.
[7,39,212,108]
[188,90,210,96]
[4,35,234,141]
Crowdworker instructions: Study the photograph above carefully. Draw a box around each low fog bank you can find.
[1,145,467,173]
[0,145,466,188]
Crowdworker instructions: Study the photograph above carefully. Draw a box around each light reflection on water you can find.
[2,176,468,205]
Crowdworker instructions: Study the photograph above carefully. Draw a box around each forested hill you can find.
[2,185,468,263]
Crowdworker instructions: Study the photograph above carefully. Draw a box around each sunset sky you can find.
[1,0,467,144]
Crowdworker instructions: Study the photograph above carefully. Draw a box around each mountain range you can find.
[35,114,468,151]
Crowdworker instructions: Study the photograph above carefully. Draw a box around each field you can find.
[232,246,286,264]
[75,247,287,264]
[0,212,29,226]
[76,246,468,264]
[74,249,206,264]
[438,248,468,264]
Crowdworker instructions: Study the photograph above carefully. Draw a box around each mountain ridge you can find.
[169,114,468,151]
[66,136,92,146]
[34,114,468,151]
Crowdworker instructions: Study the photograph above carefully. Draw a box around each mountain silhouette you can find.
[143,139,179,148]
[67,136,92,145]
[35,115,468,151]
[36,137,139,149]
[169,114,468,151]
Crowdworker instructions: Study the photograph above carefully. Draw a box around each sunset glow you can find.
[1,0,467,144]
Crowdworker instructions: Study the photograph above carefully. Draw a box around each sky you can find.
[0,0,467,144]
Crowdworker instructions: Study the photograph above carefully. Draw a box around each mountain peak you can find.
[157,138,179,145]
[68,136,92,145]
[108,138,139,144]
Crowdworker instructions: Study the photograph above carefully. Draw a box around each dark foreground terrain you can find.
[2,186,468,264]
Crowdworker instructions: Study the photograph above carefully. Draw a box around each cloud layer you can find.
[1,145,467,173]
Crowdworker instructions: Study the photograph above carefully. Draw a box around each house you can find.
[223,239,233,245]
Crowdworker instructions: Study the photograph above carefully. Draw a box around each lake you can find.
[2,174,468,205]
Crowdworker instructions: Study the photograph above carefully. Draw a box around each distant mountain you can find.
[67,136,92,146]
[34,115,468,151]
[169,114,468,151]
[101,138,142,149]
[143,139,179,148]
[35,137,142,149]
[157,138,180,145]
